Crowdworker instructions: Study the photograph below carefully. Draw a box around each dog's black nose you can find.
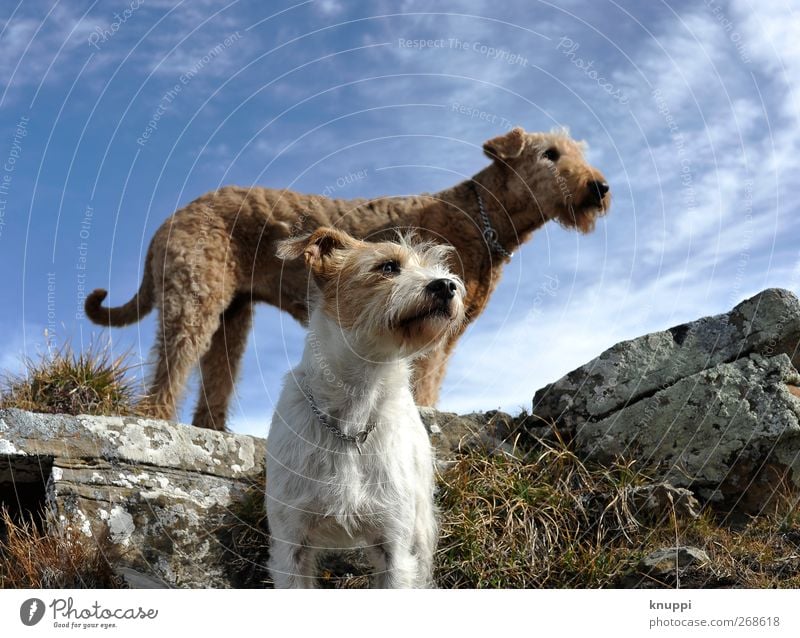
[589,180,610,200]
[427,278,457,301]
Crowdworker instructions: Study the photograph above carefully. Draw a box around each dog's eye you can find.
[542,147,560,162]
[378,260,401,276]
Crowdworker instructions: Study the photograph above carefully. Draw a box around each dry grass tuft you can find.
[0,343,141,416]
[434,428,800,588]
[0,507,123,588]
[634,501,800,589]
[434,433,646,588]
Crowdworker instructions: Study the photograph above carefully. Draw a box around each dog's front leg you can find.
[364,540,389,588]
[267,529,319,589]
[412,506,437,588]
[381,540,420,589]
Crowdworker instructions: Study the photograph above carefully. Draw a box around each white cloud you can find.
[438,254,766,415]
[145,18,247,77]
[0,3,96,100]
[732,0,800,82]
[314,0,344,16]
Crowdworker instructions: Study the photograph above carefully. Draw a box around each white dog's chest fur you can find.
[271,387,432,539]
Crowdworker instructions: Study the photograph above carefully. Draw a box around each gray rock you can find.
[113,567,169,589]
[529,289,800,513]
[0,408,266,588]
[620,546,722,588]
[629,482,701,520]
[575,353,800,511]
[640,546,710,575]
[419,407,520,469]
[533,288,800,432]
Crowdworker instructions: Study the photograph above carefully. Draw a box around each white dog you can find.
[265,227,466,588]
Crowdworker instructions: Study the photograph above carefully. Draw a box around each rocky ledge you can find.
[0,409,265,588]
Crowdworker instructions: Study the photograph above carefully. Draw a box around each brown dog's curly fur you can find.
[85,127,610,430]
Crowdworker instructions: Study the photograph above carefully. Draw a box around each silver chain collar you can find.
[472,182,514,260]
[301,383,376,455]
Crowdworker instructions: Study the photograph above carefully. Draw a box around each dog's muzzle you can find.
[588,180,610,205]
[426,278,457,302]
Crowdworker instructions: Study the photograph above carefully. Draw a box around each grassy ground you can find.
[434,438,800,588]
[220,435,800,589]
[1,346,799,588]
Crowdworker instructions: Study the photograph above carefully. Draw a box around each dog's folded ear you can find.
[276,227,361,276]
[482,127,526,160]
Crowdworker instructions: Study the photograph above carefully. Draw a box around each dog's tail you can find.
[85,251,155,327]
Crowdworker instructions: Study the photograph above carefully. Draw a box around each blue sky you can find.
[1,0,798,436]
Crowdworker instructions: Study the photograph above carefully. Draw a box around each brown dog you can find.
[85,127,610,430]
